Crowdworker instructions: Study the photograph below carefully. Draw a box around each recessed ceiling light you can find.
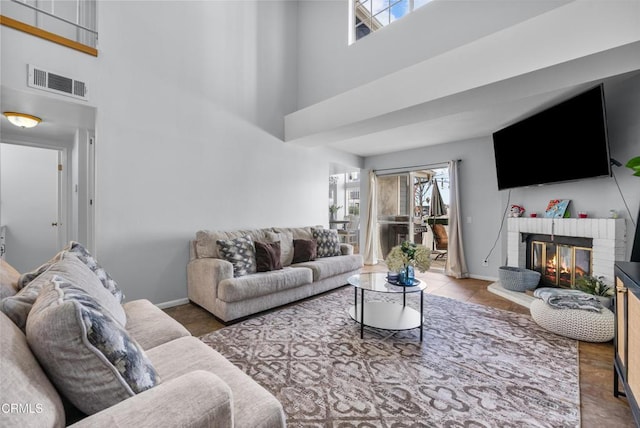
[3,112,42,128]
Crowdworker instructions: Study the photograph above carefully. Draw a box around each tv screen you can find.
[492,85,611,190]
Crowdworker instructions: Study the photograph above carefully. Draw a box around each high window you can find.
[351,0,431,42]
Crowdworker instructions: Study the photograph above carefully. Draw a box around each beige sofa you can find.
[0,244,286,428]
[188,226,364,323]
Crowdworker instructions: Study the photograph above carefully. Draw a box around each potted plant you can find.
[329,204,342,221]
[626,156,640,176]
[385,241,431,285]
[573,275,614,308]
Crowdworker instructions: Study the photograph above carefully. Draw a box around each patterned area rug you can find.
[200,286,580,427]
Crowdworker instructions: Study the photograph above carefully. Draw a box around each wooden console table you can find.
[614,261,640,427]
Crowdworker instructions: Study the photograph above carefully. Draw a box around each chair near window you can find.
[338,215,359,247]
[432,223,448,260]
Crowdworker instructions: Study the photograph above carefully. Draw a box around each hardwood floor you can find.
[164,264,635,427]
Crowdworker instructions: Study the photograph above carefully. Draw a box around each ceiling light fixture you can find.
[3,112,42,128]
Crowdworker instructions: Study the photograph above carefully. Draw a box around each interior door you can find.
[0,143,61,272]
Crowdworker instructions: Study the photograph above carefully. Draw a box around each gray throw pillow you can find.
[216,235,257,277]
[1,252,127,332]
[17,241,124,303]
[312,228,341,258]
[26,275,159,415]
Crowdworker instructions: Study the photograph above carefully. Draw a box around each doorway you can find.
[375,166,450,267]
[0,143,65,272]
[1,87,97,268]
[329,164,361,253]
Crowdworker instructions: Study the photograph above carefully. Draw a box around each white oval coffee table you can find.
[347,272,426,340]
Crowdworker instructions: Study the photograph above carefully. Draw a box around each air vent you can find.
[28,65,89,101]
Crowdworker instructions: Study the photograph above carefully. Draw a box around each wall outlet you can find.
[481,259,489,267]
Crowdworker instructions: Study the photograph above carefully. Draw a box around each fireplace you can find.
[506,218,626,287]
[525,234,592,288]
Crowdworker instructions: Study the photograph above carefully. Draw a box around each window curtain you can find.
[445,160,469,278]
[363,170,378,265]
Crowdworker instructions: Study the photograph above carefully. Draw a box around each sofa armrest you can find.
[69,371,233,428]
[340,244,354,255]
[187,258,233,310]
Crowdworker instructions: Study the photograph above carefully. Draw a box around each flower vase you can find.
[398,265,415,286]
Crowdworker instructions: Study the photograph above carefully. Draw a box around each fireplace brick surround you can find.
[507,218,627,286]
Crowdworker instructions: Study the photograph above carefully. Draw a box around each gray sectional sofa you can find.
[1,243,286,428]
[187,226,364,323]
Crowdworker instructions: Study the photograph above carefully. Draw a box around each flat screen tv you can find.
[492,85,611,190]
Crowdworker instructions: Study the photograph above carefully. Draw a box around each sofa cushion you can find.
[1,252,126,332]
[123,299,191,350]
[147,336,286,428]
[292,254,364,282]
[217,267,313,303]
[18,241,124,303]
[217,235,257,277]
[0,311,66,427]
[266,230,294,266]
[26,275,159,415]
[312,228,341,258]
[255,241,282,272]
[196,228,272,259]
[272,226,315,241]
[0,259,20,299]
[292,239,317,263]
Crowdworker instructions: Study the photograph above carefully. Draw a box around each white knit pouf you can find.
[530,299,615,342]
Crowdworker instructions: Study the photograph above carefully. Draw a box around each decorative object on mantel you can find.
[498,266,541,292]
[385,241,431,286]
[545,199,571,218]
[573,275,614,309]
[509,204,525,217]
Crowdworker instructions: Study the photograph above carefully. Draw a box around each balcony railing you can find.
[1,0,97,56]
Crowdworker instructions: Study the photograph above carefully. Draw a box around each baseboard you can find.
[487,282,535,309]
[156,297,190,309]
[469,274,498,282]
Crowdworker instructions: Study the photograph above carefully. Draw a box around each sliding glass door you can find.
[376,173,414,260]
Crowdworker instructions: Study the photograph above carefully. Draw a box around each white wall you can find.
[1,1,362,304]
[93,1,361,304]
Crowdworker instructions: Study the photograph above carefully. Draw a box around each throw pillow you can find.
[255,241,283,272]
[17,241,124,303]
[312,228,341,258]
[1,252,127,332]
[266,230,294,266]
[292,239,317,263]
[26,275,159,415]
[216,235,257,277]
[0,260,20,299]
[66,241,124,302]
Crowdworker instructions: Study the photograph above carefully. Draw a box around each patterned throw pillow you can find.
[66,242,124,302]
[17,241,125,303]
[26,275,159,415]
[312,229,341,258]
[216,235,257,277]
[1,252,127,332]
[254,241,282,272]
